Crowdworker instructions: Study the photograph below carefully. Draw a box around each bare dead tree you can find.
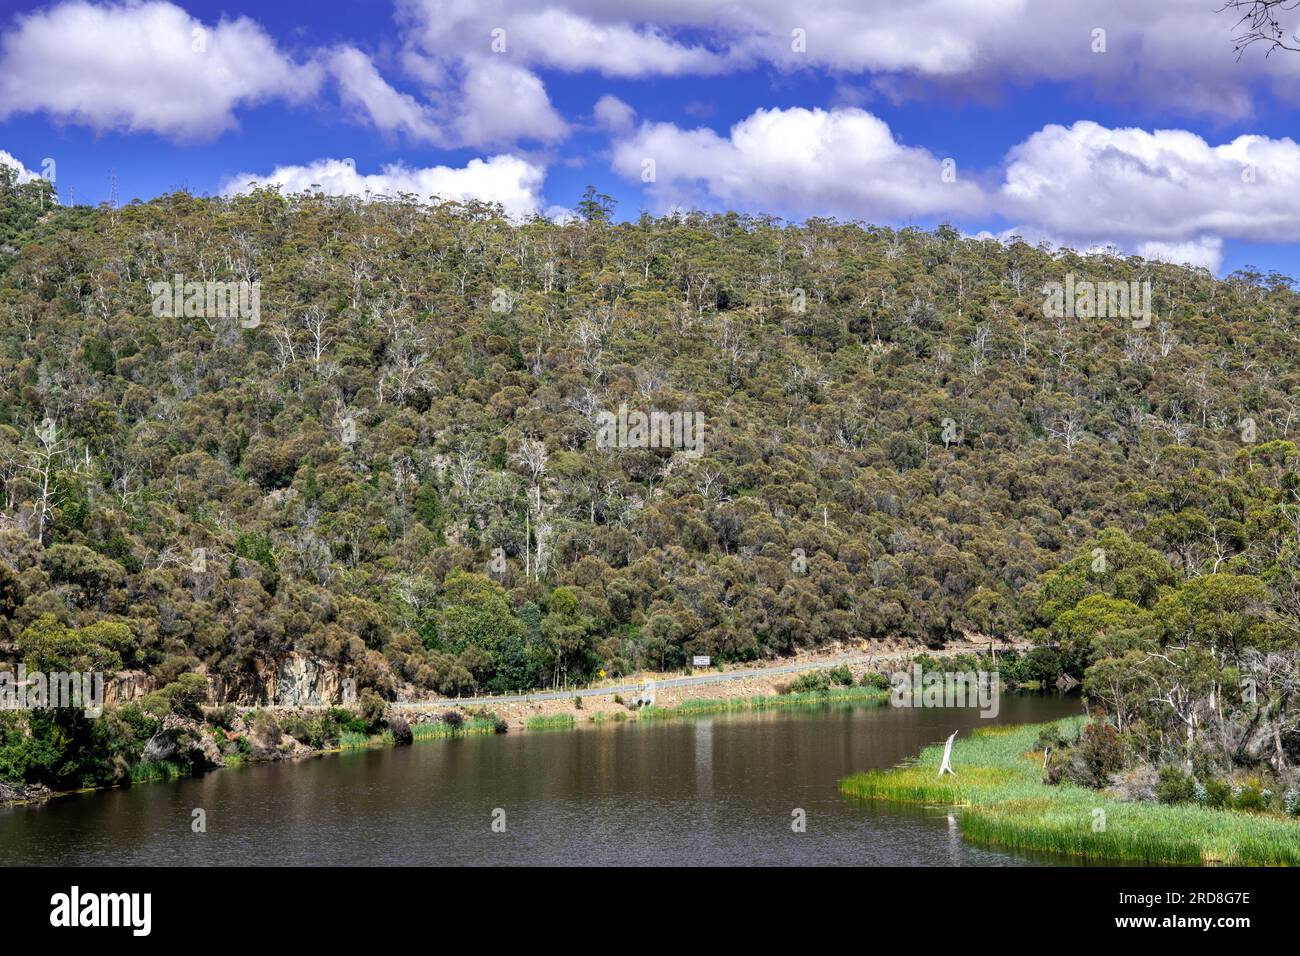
[1222,1,1300,57]
[10,417,68,545]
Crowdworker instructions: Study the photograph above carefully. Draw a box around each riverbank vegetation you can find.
[1023,515,1300,828]
[842,719,1300,865]
[637,684,888,721]
[5,166,1300,802]
[525,713,576,732]
[843,474,1300,861]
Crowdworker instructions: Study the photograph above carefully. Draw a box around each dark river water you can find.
[0,693,1081,866]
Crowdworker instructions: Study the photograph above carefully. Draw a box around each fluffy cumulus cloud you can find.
[1133,238,1226,272]
[452,57,568,147]
[326,47,567,148]
[0,1,568,148]
[997,121,1300,270]
[396,0,1300,118]
[0,150,42,184]
[329,46,442,143]
[0,0,322,140]
[219,155,547,220]
[593,94,636,132]
[612,107,988,220]
[612,110,1300,272]
[396,0,728,78]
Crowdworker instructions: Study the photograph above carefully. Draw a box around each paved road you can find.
[390,644,1015,711]
[391,653,877,710]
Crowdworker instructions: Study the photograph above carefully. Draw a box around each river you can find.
[0,692,1080,866]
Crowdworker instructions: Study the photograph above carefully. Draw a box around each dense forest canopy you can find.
[2,163,1299,705]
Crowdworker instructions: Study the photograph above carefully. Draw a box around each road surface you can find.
[390,644,1014,711]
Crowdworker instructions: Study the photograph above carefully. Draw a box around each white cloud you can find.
[999,121,1300,250]
[397,0,728,78]
[0,150,42,185]
[0,0,322,141]
[1134,238,1225,272]
[329,46,441,143]
[611,107,988,220]
[593,94,636,132]
[396,0,1300,118]
[325,44,566,149]
[452,58,568,147]
[612,109,1300,271]
[220,155,547,220]
[981,226,1227,273]
[545,205,579,223]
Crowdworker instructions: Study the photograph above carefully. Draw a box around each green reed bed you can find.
[129,760,188,784]
[637,685,888,721]
[840,718,1300,866]
[753,685,888,710]
[525,713,576,732]
[412,717,499,740]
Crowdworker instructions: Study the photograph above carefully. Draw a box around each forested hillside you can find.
[2,165,1299,702]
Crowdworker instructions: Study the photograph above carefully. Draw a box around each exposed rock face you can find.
[141,731,178,764]
[104,670,154,707]
[201,652,347,706]
[257,652,345,707]
[192,729,225,769]
[142,717,225,770]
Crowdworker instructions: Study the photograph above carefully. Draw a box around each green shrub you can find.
[388,715,413,745]
[1234,780,1267,813]
[1035,724,1076,752]
[1202,777,1232,809]
[358,689,388,731]
[1005,646,1063,685]
[326,707,367,736]
[252,711,281,747]
[786,671,831,694]
[826,665,854,687]
[911,653,941,672]
[1057,721,1123,789]
[1156,765,1196,805]
[205,704,237,730]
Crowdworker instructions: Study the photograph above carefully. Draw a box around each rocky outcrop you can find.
[141,730,179,764]
[0,779,51,804]
[256,652,346,707]
[202,652,349,707]
[141,715,224,770]
[104,670,154,707]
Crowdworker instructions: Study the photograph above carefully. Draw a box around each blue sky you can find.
[2,0,1300,278]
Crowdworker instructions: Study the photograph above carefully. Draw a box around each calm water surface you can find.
[0,693,1081,866]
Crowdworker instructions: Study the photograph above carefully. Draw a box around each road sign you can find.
[692,655,711,667]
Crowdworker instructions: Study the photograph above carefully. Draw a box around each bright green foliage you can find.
[17,614,123,673]
[842,721,1300,865]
